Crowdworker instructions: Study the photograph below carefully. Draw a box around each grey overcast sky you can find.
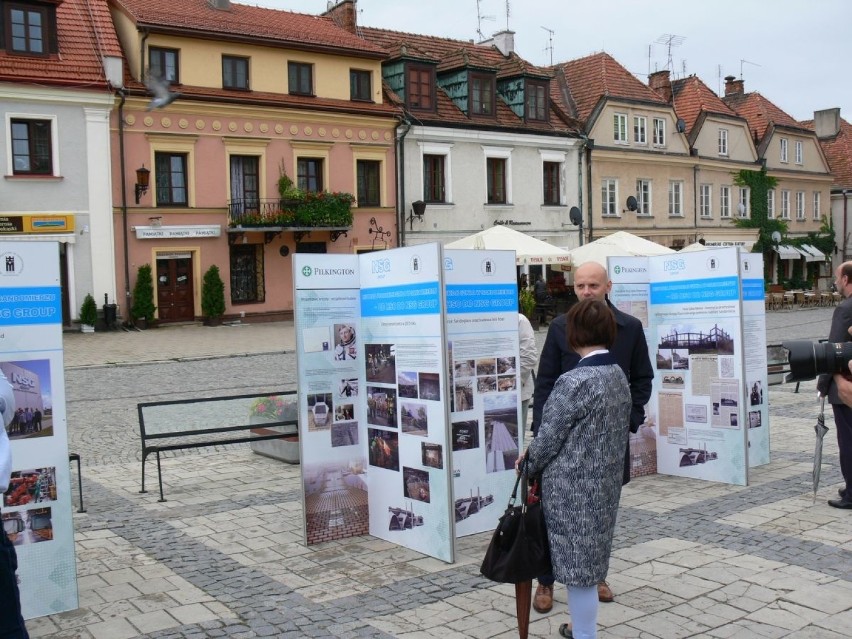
[236,0,851,122]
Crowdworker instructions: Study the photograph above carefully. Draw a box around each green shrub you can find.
[131,264,156,321]
[201,265,226,319]
[79,293,98,326]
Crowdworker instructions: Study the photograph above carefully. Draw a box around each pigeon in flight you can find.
[144,72,180,111]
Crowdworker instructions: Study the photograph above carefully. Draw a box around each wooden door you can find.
[156,258,194,323]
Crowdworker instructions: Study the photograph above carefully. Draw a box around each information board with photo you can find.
[740,252,770,467]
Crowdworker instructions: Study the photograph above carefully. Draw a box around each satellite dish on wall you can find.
[771,231,782,244]
[676,118,686,133]
[569,206,582,226]
[626,196,638,212]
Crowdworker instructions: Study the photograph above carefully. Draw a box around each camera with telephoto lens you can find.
[782,340,852,382]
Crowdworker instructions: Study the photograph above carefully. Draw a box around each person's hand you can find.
[834,372,852,407]
[514,452,526,475]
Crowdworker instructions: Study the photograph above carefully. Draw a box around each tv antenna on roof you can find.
[541,26,555,66]
[475,0,495,42]
[505,0,511,31]
[655,33,685,74]
[740,58,761,79]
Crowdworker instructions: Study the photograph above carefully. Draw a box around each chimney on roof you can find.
[814,108,841,138]
[648,70,672,103]
[208,0,231,9]
[479,30,515,56]
[323,0,357,35]
[724,75,744,96]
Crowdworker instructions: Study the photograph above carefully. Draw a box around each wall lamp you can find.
[134,165,150,204]
[407,200,426,230]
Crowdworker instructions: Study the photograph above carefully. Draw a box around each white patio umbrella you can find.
[445,225,572,267]
[566,231,674,268]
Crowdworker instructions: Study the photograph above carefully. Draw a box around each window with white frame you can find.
[767,189,775,219]
[718,128,728,156]
[653,117,666,146]
[813,191,821,221]
[720,185,731,218]
[796,191,805,219]
[738,187,750,218]
[601,178,618,216]
[483,146,512,205]
[419,142,452,203]
[699,184,712,217]
[540,150,566,206]
[633,116,647,144]
[668,180,683,216]
[613,113,627,143]
[781,190,790,219]
[795,140,803,165]
[636,179,651,215]
[780,138,788,163]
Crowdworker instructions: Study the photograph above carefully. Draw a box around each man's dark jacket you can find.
[532,301,654,484]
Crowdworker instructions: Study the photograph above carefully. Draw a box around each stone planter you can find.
[80,324,95,334]
[249,409,299,464]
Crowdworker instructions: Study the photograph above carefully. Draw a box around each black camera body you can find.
[783,340,852,382]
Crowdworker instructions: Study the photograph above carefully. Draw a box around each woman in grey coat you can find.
[523,299,631,639]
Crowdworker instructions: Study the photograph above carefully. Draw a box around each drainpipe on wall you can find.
[395,119,411,247]
[693,164,699,240]
[844,189,850,260]
[584,138,593,243]
[117,89,132,321]
[139,29,149,80]
[576,136,585,246]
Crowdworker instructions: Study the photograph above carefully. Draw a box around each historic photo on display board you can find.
[397,371,418,398]
[418,372,441,401]
[333,323,357,361]
[366,344,396,383]
[483,393,519,472]
[331,421,359,447]
[338,378,358,399]
[454,359,476,378]
[422,442,443,469]
[307,392,333,431]
[400,402,429,436]
[366,386,397,428]
[748,410,762,429]
[454,379,474,412]
[475,358,497,376]
[657,323,734,356]
[403,466,431,503]
[303,458,368,544]
[496,357,517,374]
[368,428,400,471]
[1,360,53,440]
[452,420,480,451]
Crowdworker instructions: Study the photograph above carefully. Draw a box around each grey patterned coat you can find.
[525,352,631,587]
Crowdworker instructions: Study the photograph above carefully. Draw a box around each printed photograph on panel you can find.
[496,357,517,374]
[303,458,368,544]
[368,428,400,471]
[678,444,719,467]
[418,372,441,401]
[422,442,443,469]
[2,508,53,545]
[748,410,762,429]
[403,466,430,503]
[366,344,396,383]
[455,486,494,522]
[477,376,497,393]
[334,403,355,422]
[307,393,333,431]
[333,323,357,361]
[400,402,428,436]
[331,421,359,447]
[398,371,418,398]
[366,386,397,428]
[454,359,476,378]
[454,379,474,412]
[338,378,358,399]
[749,381,764,406]
[657,323,734,356]
[452,420,480,451]
[475,358,497,376]
[3,467,57,507]
[483,393,519,472]
[498,375,517,392]
[1,360,53,440]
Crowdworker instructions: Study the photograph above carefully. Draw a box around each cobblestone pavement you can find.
[24,308,852,638]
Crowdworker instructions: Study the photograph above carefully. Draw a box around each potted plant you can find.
[519,287,539,330]
[131,264,156,329]
[79,293,98,333]
[201,265,226,326]
[249,395,299,463]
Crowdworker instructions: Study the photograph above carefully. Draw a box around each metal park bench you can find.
[138,390,298,501]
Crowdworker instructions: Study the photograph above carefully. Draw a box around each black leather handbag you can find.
[480,462,551,584]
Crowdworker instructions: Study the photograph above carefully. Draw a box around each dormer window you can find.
[407,63,435,111]
[3,2,57,56]
[526,79,548,122]
[470,72,495,117]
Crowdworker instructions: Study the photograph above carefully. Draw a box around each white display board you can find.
[740,252,770,467]
[359,244,454,562]
[443,249,521,537]
[0,241,78,618]
[647,248,749,485]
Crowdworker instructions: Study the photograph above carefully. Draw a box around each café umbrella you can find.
[813,397,829,503]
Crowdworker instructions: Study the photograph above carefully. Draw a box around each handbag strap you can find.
[509,458,531,511]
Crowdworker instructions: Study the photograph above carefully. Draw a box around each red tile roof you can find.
[802,117,852,188]
[722,91,808,143]
[0,0,122,88]
[111,0,386,58]
[360,27,578,134]
[553,52,667,123]
[671,75,738,135]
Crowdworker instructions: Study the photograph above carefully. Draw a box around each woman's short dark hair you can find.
[567,299,616,351]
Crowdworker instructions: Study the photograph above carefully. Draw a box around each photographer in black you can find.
[816,261,852,509]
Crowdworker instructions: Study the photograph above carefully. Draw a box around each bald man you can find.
[531,261,653,611]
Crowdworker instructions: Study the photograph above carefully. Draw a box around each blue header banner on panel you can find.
[0,287,62,325]
[650,276,739,305]
[445,284,518,314]
[741,279,765,302]
[361,282,441,316]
